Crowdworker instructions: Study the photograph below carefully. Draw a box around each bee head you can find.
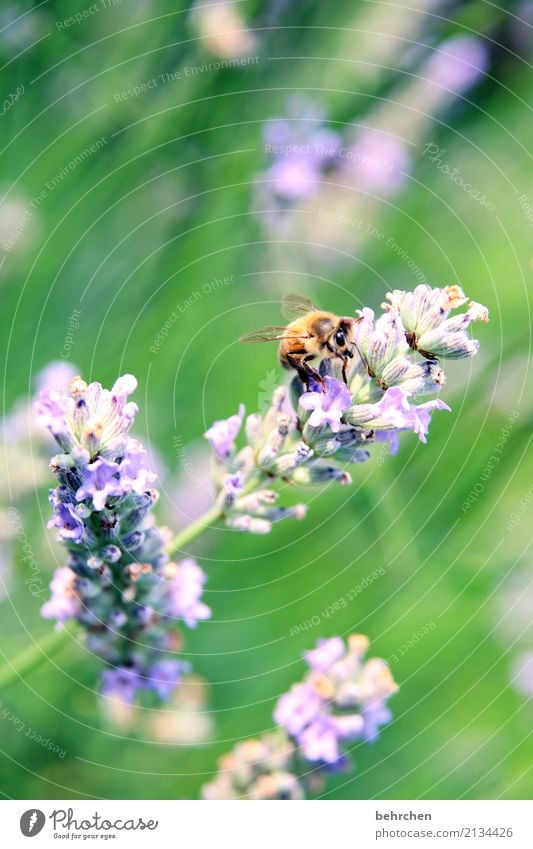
[332,318,357,357]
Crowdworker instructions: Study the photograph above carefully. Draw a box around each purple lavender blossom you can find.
[204,404,245,459]
[382,285,488,360]
[75,457,123,511]
[35,374,139,458]
[47,502,85,542]
[117,442,157,494]
[367,387,451,443]
[299,377,352,432]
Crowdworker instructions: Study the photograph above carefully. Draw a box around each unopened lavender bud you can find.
[232,446,254,475]
[343,404,378,426]
[110,609,128,628]
[257,416,290,467]
[236,490,278,512]
[245,413,264,448]
[74,502,92,520]
[50,453,76,472]
[226,514,272,534]
[289,374,306,412]
[102,545,122,563]
[263,386,289,432]
[87,556,103,570]
[335,447,371,463]
[417,330,479,359]
[98,512,119,540]
[310,435,342,457]
[121,530,145,551]
[269,504,308,523]
[291,465,352,486]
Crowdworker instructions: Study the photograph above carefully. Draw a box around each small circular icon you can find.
[20,810,46,837]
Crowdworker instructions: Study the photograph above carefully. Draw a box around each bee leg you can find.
[342,358,349,385]
[286,353,313,388]
[302,355,326,392]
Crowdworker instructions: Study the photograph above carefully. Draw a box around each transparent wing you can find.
[281,293,318,320]
[240,326,310,343]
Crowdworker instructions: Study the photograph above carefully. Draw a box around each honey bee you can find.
[240,294,360,389]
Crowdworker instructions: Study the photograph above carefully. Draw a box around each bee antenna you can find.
[350,340,366,369]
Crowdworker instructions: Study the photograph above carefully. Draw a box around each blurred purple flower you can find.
[41,567,80,623]
[305,637,345,672]
[146,659,189,700]
[274,635,398,767]
[35,361,77,394]
[163,558,212,628]
[101,666,142,704]
[349,129,411,193]
[263,106,342,200]
[274,683,323,738]
[425,35,489,94]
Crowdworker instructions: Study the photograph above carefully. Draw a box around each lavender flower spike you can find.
[202,635,398,799]
[37,374,211,704]
[274,635,398,765]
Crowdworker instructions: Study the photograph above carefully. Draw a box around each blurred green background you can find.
[0,0,531,800]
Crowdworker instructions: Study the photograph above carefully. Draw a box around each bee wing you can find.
[240,326,310,343]
[281,293,319,320]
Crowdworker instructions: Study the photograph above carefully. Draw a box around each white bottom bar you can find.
[4,800,532,848]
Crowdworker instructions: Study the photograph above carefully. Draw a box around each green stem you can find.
[0,626,71,691]
[166,504,222,557]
